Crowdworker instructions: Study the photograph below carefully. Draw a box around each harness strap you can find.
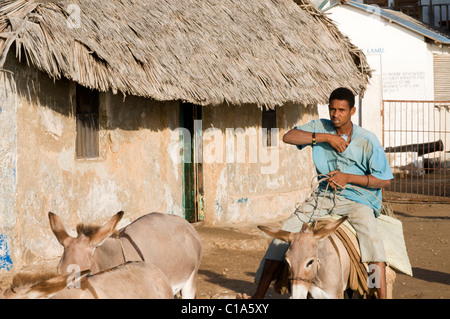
[82,278,99,299]
[288,259,321,284]
[333,226,371,295]
[328,235,342,268]
[116,238,127,263]
[118,233,145,262]
[288,276,313,284]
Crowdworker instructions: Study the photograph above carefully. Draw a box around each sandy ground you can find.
[195,202,450,299]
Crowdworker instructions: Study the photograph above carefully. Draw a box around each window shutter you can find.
[262,108,277,147]
[434,54,450,100]
[76,84,99,158]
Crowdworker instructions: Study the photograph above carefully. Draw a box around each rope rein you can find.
[287,174,390,287]
[288,276,314,283]
[295,173,388,227]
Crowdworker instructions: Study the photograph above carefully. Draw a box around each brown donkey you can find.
[259,216,396,298]
[2,261,173,299]
[48,211,202,298]
[258,217,352,299]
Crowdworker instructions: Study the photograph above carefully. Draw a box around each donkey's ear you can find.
[258,225,293,243]
[88,211,124,247]
[313,216,348,240]
[48,212,73,247]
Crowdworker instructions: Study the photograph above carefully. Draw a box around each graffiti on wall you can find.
[0,234,13,271]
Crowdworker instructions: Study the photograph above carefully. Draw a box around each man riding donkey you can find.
[243,87,393,299]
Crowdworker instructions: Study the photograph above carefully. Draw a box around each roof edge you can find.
[325,0,450,44]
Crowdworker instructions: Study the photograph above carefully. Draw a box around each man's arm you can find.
[283,128,349,153]
[327,170,392,189]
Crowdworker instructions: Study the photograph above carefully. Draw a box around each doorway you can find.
[180,103,204,222]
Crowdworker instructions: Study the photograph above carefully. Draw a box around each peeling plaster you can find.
[164,183,182,217]
[214,167,227,222]
[38,107,63,139]
[84,178,123,221]
[57,147,75,172]
[0,72,18,268]
[109,129,124,153]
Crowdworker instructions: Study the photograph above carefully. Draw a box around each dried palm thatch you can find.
[0,0,371,107]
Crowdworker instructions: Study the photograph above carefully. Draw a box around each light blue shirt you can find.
[296,119,393,216]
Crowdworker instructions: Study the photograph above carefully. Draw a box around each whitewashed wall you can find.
[319,4,449,144]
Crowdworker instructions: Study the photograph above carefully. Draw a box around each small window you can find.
[262,107,277,147]
[433,54,450,100]
[76,84,99,159]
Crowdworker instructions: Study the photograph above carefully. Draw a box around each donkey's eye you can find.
[306,259,314,267]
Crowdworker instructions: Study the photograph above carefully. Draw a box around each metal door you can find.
[180,103,204,222]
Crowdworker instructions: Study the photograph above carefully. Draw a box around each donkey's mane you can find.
[76,224,120,238]
[11,271,57,288]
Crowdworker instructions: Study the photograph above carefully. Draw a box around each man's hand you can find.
[326,171,349,189]
[326,135,349,153]
[327,171,392,189]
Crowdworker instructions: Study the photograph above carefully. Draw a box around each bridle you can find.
[287,234,342,286]
[288,276,314,284]
[287,258,320,284]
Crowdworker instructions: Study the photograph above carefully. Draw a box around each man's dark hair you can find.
[329,87,355,108]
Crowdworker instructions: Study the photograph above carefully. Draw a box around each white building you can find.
[318,1,449,141]
[319,1,450,181]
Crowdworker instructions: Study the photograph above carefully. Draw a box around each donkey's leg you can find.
[386,266,396,299]
[181,269,198,299]
[309,286,338,299]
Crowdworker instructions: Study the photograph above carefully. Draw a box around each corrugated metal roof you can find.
[325,1,450,44]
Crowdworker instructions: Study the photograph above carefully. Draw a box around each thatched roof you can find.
[0,0,371,107]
